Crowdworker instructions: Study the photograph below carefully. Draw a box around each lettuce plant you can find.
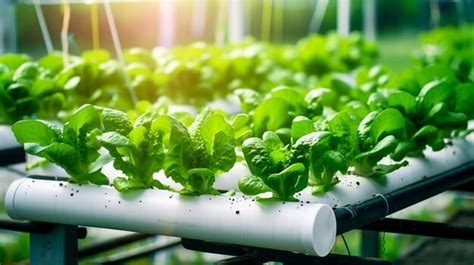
[12,104,110,184]
[239,131,307,201]
[162,107,236,195]
[99,108,171,192]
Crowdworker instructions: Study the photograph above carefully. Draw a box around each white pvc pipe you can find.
[158,1,176,48]
[191,0,207,38]
[205,126,474,208]
[5,178,336,256]
[337,0,350,36]
[0,17,4,54]
[0,126,20,149]
[33,0,54,53]
[215,0,226,45]
[297,131,474,207]
[228,0,245,43]
[308,0,329,34]
[363,0,376,40]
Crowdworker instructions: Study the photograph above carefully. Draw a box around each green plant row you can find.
[10,27,474,201]
[0,32,376,125]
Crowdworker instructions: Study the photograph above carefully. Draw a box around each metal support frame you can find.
[361,217,474,240]
[99,239,181,265]
[78,232,154,259]
[0,0,17,54]
[29,224,78,265]
[0,219,86,238]
[361,230,380,258]
[182,238,391,265]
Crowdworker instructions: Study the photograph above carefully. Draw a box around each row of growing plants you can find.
[12,63,474,201]
[0,33,376,125]
[9,26,474,201]
[12,104,239,194]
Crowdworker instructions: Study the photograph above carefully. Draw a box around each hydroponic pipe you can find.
[5,178,336,256]
[335,161,474,235]
[0,125,20,149]
[0,146,25,166]
[297,133,474,208]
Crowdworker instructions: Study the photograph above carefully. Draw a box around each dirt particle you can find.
[306,201,310,204]
[139,200,142,203]
[70,193,74,197]
[59,183,63,187]
[356,181,360,186]
[235,210,240,215]
[118,201,121,204]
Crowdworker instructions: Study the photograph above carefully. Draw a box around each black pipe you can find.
[0,146,25,166]
[78,233,154,258]
[0,220,86,238]
[183,239,392,265]
[99,239,181,264]
[361,218,474,240]
[335,161,474,235]
[451,179,474,192]
[0,220,54,234]
[182,238,250,257]
[27,174,70,181]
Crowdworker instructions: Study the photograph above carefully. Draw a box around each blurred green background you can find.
[14,0,471,59]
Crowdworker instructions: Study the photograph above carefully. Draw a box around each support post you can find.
[30,224,78,265]
[361,230,380,258]
[337,0,350,36]
[363,0,376,40]
[0,0,17,54]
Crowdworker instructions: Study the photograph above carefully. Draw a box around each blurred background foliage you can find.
[15,0,471,57]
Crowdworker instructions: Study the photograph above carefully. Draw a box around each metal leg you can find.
[30,224,78,265]
[0,0,17,54]
[361,230,380,258]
